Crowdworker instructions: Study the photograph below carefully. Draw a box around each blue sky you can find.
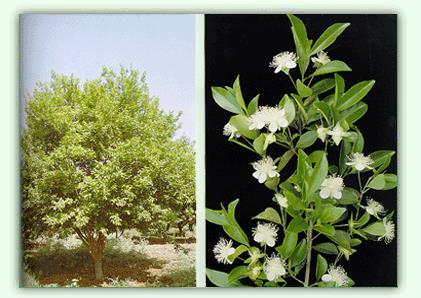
[20,14,196,140]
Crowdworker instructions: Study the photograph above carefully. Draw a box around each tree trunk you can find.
[94,257,104,280]
[87,237,106,280]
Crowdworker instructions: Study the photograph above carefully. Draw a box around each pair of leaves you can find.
[206,199,249,246]
[368,173,397,190]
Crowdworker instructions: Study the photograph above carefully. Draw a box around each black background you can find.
[205,14,397,287]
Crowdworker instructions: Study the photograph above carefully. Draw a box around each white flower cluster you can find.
[252,222,278,247]
[264,254,287,281]
[320,174,345,200]
[346,152,374,171]
[322,265,350,287]
[249,106,289,133]
[311,51,331,66]
[317,122,350,146]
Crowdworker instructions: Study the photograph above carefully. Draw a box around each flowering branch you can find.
[206,14,397,288]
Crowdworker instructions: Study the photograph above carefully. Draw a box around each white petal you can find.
[332,135,342,146]
[274,66,282,74]
[254,233,263,243]
[355,163,364,171]
[278,118,289,128]
[320,188,330,199]
[333,191,342,199]
[268,123,278,133]
[266,238,275,247]
[322,274,333,282]
[252,171,260,179]
[258,173,267,183]
[267,272,276,281]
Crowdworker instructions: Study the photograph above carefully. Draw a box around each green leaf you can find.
[277,231,298,258]
[329,230,351,250]
[337,80,375,111]
[253,207,282,225]
[339,102,368,125]
[206,268,242,287]
[287,14,310,77]
[368,174,386,190]
[354,212,370,228]
[284,190,305,211]
[311,78,335,95]
[310,60,352,77]
[334,74,345,104]
[297,79,313,97]
[287,217,308,233]
[264,176,280,192]
[229,114,258,139]
[313,101,331,123]
[247,94,260,115]
[339,140,352,175]
[336,187,359,205]
[320,206,347,223]
[228,245,249,263]
[253,134,266,155]
[280,94,296,124]
[306,151,328,196]
[222,199,250,246]
[228,266,249,283]
[290,94,308,121]
[313,242,339,255]
[206,208,228,225]
[352,128,365,153]
[276,149,295,172]
[310,23,351,55]
[350,238,362,247]
[296,130,318,149]
[211,86,242,114]
[368,173,397,190]
[314,223,335,237]
[290,239,307,267]
[370,150,395,170]
[233,76,247,112]
[315,254,328,281]
[363,221,386,236]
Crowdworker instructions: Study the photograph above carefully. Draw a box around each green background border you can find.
[2,0,419,296]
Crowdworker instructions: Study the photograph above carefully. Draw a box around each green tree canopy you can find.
[22,67,195,279]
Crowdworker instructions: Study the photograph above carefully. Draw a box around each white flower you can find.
[319,175,345,199]
[346,152,374,171]
[252,222,278,247]
[251,156,279,183]
[327,122,350,146]
[249,106,289,133]
[263,255,286,281]
[311,51,331,66]
[213,238,236,264]
[223,123,241,139]
[317,125,330,142]
[275,193,288,208]
[321,265,350,287]
[378,218,395,244]
[269,51,297,74]
[361,198,385,219]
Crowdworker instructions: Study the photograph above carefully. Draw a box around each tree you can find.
[21,67,196,280]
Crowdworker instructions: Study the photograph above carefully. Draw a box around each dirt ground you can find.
[31,243,195,287]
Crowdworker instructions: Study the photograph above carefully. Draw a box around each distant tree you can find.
[21,67,196,280]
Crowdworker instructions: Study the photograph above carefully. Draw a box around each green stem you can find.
[304,221,314,287]
[288,73,297,89]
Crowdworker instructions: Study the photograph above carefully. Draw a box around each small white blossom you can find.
[346,152,374,171]
[269,51,297,74]
[275,193,288,208]
[251,156,279,184]
[317,125,330,142]
[311,51,331,66]
[249,106,289,133]
[223,123,241,139]
[378,218,395,244]
[213,238,236,264]
[263,255,286,281]
[319,175,345,199]
[361,198,385,219]
[252,222,278,247]
[321,265,350,287]
[327,122,350,146]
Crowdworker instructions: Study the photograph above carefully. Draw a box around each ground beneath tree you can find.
[29,243,195,287]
